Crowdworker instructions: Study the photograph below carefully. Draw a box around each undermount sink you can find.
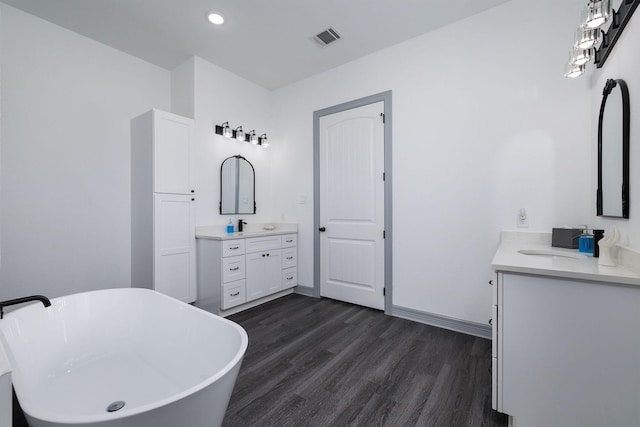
[518,249,584,259]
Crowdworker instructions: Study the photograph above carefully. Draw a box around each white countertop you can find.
[196,223,298,240]
[492,231,640,286]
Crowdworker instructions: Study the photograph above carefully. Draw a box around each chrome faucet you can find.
[0,295,51,319]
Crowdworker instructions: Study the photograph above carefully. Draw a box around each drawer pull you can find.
[285,239,293,243]
[286,256,294,260]
[229,246,239,250]
[230,266,240,271]
[286,276,294,281]
[230,291,240,297]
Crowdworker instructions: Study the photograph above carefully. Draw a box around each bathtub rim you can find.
[0,287,248,425]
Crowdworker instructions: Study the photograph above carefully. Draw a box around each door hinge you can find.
[380,112,385,123]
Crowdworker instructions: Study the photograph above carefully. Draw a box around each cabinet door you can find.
[246,250,282,301]
[154,193,196,302]
[245,252,267,301]
[264,250,282,294]
[153,110,194,194]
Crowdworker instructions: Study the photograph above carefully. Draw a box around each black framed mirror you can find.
[597,78,630,218]
[220,155,256,214]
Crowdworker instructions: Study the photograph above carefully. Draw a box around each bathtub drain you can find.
[106,401,125,412]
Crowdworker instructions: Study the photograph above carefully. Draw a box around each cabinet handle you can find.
[489,280,493,286]
[286,276,294,280]
[191,190,195,193]
[230,267,239,271]
[286,239,293,243]
[230,291,240,297]
[286,256,294,260]
[191,198,195,201]
[229,246,239,250]
[488,319,493,325]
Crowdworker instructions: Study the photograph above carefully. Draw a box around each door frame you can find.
[312,91,393,314]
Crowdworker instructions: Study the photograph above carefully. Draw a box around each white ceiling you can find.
[3,0,511,89]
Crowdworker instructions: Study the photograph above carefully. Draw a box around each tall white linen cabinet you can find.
[131,109,196,303]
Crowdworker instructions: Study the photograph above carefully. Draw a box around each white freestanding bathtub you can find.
[0,288,248,427]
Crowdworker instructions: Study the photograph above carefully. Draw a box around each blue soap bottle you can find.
[227,219,234,234]
[578,229,594,255]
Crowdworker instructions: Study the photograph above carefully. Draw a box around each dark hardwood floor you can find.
[223,294,507,427]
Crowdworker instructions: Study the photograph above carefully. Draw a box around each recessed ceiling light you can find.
[207,12,224,25]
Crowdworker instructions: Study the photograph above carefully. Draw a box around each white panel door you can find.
[154,193,196,302]
[319,102,385,310]
[153,110,194,194]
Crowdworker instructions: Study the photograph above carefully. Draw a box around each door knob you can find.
[319,227,326,232]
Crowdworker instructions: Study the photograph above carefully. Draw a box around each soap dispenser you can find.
[227,219,234,234]
[578,228,594,256]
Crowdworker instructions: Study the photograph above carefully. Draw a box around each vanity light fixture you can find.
[214,122,270,147]
[248,130,259,145]
[565,0,639,77]
[259,134,269,148]
[234,126,245,142]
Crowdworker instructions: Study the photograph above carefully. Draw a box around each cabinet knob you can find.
[191,190,195,193]
[319,227,326,232]
[191,198,195,201]
[262,254,265,257]
[488,280,493,286]
[488,319,493,325]
[266,253,270,256]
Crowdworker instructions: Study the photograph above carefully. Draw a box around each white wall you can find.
[272,0,592,323]
[590,8,640,245]
[0,4,170,300]
[179,57,277,227]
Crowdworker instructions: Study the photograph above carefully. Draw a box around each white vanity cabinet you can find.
[196,229,298,314]
[131,109,196,303]
[492,271,640,426]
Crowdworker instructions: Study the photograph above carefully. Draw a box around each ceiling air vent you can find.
[314,27,341,47]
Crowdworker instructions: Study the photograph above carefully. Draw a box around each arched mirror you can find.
[220,155,256,214]
[597,78,629,218]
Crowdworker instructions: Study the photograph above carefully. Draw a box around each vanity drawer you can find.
[223,239,245,257]
[282,267,297,289]
[281,234,297,248]
[282,248,297,269]
[222,279,246,309]
[222,255,245,283]
[246,236,281,253]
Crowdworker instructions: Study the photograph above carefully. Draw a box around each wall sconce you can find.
[215,121,232,138]
[259,134,269,148]
[214,122,271,148]
[248,130,259,145]
[583,0,611,28]
[565,0,640,77]
[235,126,245,142]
